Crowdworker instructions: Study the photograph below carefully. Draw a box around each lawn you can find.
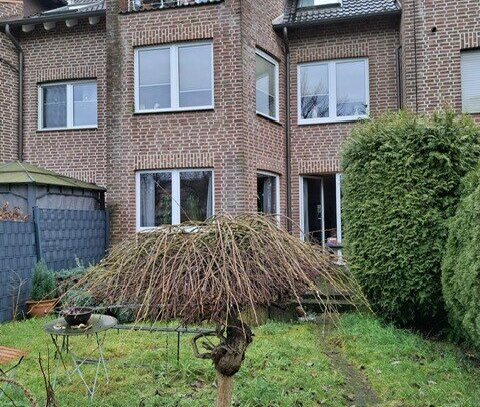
[336,314,480,407]
[0,318,345,407]
[1,313,479,406]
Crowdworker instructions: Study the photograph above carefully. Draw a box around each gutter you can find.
[4,24,24,161]
[0,9,105,27]
[274,9,402,30]
[283,26,292,232]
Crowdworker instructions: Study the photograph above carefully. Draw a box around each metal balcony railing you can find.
[131,0,210,11]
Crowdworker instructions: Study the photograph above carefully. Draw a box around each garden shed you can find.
[0,161,105,216]
[0,161,108,322]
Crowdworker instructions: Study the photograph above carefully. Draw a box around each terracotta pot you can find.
[26,299,57,318]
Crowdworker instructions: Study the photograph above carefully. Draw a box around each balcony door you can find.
[300,174,342,255]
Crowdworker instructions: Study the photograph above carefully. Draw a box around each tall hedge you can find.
[442,166,480,348]
[342,111,480,327]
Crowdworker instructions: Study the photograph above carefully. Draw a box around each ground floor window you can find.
[136,169,213,230]
[301,174,342,253]
[257,172,280,216]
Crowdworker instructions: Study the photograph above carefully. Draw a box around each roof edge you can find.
[273,8,401,30]
[0,161,106,191]
[0,9,105,27]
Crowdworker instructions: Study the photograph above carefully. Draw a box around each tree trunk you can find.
[192,318,253,407]
[216,372,234,407]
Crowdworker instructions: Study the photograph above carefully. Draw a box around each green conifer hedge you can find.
[442,166,480,348]
[342,111,480,327]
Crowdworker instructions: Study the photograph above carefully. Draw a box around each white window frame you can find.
[297,58,369,125]
[461,49,480,114]
[135,168,215,232]
[134,41,214,114]
[38,80,98,131]
[257,170,281,220]
[299,173,342,247]
[255,49,280,122]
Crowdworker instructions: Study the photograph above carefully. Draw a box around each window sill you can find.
[137,225,202,234]
[298,116,369,126]
[256,112,282,126]
[37,126,98,133]
[134,107,214,116]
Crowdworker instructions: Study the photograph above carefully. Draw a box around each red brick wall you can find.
[0,1,22,163]
[4,0,480,243]
[106,1,249,240]
[0,0,22,17]
[401,0,480,123]
[19,20,108,185]
[0,33,19,163]
[240,0,286,216]
[288,16,401,228]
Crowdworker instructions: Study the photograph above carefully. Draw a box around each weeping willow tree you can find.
[80,215,357,407]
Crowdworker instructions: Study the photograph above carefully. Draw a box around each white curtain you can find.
[206,172,213,218]
[262,177,273,214]
[141,174,156,227]
[303,178,309,237]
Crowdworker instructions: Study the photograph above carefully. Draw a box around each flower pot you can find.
[61,307,93,326]
[26,299,57,318]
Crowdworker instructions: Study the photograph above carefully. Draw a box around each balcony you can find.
[130,0,215,12]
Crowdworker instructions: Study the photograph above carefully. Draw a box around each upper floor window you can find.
[256,50,279,121]
[38,81,97,130]
[134,42,214,113]
[461,49,480,113]
[298,58,369,125]
[298,0,341,7]
[136,169,213,231]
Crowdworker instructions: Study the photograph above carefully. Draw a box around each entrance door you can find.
[301,174,342,254]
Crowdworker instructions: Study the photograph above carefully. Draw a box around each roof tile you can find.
[277,0,401,26]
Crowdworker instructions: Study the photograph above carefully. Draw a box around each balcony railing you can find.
[130,0,211,12]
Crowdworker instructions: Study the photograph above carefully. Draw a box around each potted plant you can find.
[26,261,58,318]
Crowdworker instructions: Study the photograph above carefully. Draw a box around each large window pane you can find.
[300,64,329,119]
[179,44,213,108]
[138,48,171,110]
[336,61,367,117]
[461,50,480,113]
[180,171,212,222]
[257,173,278,215]
[43,85,67,128]
[73,83,97,127]
[256,53,277,118]
[140,172,172,227]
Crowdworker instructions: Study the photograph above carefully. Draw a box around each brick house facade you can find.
[1,0,479,245]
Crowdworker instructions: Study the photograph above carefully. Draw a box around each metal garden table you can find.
[44,314,117,400]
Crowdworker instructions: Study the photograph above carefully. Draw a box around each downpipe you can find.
[283,27,292,232]
[4,24,24,162]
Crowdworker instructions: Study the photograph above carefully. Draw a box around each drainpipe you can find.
[396,46,403,110]
[4,24,24,162]
[412,0,419,113]
[283,27,292,232]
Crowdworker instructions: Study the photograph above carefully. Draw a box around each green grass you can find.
[0,319,345,407]
[1,314,479,406]
[336,313,480,407]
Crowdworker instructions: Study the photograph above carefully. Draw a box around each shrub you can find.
[31,261,57,301]
[342,111,480,327]
[56,265,95,308]
[442,166,480,348]
[56,265,88,298]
